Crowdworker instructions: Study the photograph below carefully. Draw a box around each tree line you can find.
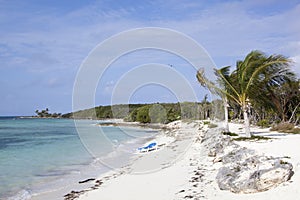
[62,101,224,123]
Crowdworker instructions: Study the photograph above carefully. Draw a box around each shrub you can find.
[292,128,300,134]
[270,122,299,134]
[136,105,151,123]
[256,119,271,128]
[124,108,138,122]
[167,108,180,123]
[149,104,167,123]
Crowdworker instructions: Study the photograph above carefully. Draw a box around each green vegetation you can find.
[136,105,151,123]
[63,104,144,119]
[203,121,210,125]
[256,119,271,128]
[233,135,271,141]
[35,108,61,118]
[222,131,272,141]
[197,50,299,137]
[62,102,219,124]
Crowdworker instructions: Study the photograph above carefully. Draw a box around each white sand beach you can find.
[67,121,300,200]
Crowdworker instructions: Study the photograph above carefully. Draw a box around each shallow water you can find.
[0,117,156,199]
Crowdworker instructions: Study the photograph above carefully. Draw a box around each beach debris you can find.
[64,190,84,200]
[78,178,95,184]
[184,195,194,198]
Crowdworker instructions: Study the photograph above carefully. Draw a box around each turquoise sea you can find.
[0,117,156,199]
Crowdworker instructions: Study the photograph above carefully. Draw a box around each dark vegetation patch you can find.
[234,135,271,141]
[222,132,238,136]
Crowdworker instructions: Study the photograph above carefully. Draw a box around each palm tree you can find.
[197,50,292,137]
[249,60,297,123]
[197,68,230,132]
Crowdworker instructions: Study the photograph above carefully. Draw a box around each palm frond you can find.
[245,55,291,94]
[215,68,240,102]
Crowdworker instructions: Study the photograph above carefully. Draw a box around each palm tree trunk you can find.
[289,102,300,123]
[243,106,252,137]
[223,97,229,132]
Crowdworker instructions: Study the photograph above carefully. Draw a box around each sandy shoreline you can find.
[61,120,300,200]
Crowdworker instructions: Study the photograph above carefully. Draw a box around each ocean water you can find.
[0,117,157,200]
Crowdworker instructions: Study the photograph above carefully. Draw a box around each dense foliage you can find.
[35,108,62,118]
[62,101,223,124]
[197,50,299,135]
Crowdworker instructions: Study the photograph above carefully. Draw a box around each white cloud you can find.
[290,55,300,76]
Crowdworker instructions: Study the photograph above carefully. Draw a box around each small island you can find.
[35,108,62,118]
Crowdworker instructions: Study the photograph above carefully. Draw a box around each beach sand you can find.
[68,121,300,200]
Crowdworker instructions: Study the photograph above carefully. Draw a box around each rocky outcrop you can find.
[217,153,293,193]
[201,127,294,194]
[201,128,235,157]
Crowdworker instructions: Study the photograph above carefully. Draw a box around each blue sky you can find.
[1,0,300,116]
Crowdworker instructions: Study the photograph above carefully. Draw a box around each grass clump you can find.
[234,135,271,141]
[203,121,210,125]
[222,131,238,136]
[292,128,300,134]
[270,122,300,134]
